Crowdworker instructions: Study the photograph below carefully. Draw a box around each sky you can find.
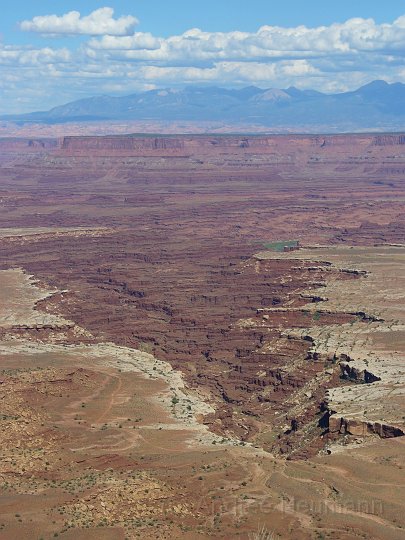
[3,1,405,114]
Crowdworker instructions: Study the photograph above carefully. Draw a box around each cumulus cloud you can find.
[0,45,71,66]
[87,16,405,64]
[89,32,161,51]
[20,7,138,36]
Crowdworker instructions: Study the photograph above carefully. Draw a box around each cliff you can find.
[55,133,388,157]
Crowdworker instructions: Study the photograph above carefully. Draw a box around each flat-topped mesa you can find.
[2,132,405,155]
[59,135,187,155]
[56,134,279,156]
[54,133,386,157]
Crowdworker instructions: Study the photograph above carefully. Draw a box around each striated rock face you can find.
[373,134,405,145]
[329,415,404,438]
[56,133,382,157]
[59,135,187,155]
[257,245,405,452]
[3,132,405,158]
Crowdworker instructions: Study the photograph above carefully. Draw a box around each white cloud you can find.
[0,45,71,66]
[89,33,161,51]
[136,60,319,86]
[20,7,138,36]
[85,16,405,66]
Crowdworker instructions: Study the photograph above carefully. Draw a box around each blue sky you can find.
[4,1,405,39]
[3,1,405,114]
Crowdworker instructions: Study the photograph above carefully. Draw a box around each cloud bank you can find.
[3,8,405,113]
[87,16,405,60]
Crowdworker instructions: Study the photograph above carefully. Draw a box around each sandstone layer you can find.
[256,246,405,445]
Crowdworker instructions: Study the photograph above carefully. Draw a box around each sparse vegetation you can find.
[249,525,274,540]
[263,240,298,252]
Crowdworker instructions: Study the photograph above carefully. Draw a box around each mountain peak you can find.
[364,79,389,87]
[3,82,405,131]
[358,80,390,91]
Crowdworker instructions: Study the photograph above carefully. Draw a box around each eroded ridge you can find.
[0,268,72,330]
[0,267,231,447]
[0,265,258,538]
[256,245,405,448]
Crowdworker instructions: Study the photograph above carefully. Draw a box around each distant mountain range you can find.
[3,80,405,131]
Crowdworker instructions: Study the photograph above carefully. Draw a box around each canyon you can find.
[0,133,404,539]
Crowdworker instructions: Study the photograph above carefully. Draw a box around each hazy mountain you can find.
[3,80,405,131]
